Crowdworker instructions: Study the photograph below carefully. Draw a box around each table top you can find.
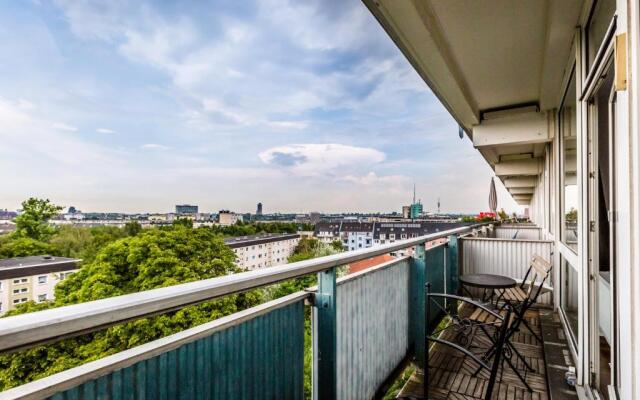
[459,273,517,289]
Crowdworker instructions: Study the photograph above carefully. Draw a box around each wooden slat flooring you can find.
[398,305,549,399]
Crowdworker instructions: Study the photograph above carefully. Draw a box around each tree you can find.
[566,207,578,221]
[0,236,55,258]
[172,217,193,229]
[123,221,142,237]
[0,225,260,390]
[13,198,63,241]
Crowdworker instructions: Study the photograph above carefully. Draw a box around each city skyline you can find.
[0,0,520,214]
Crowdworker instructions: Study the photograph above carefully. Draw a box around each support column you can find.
[410,243,426,366]
[314,267,336,400]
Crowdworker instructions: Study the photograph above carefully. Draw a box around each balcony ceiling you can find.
[364,0,584,205]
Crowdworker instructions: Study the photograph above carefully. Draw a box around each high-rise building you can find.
[256,202,263,216]
[175,205,198,215]
[408,184,423,219]
[410,202,423,219]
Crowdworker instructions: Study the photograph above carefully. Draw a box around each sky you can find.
[0,0,521,214]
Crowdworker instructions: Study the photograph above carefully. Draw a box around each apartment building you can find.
[314,221,468,251]
[224,233,300,271]
[0,256,79,315]
[218,210,242,226]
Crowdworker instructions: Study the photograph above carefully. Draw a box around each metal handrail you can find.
[0,223,490,353]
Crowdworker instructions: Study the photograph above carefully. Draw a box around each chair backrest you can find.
[523,254,552,303]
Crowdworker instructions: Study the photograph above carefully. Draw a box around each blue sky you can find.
[0,0,519,214]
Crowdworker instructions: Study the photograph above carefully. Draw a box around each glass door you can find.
[586,59,617,399]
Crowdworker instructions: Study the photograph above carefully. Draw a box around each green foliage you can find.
[13,198,63,241]
[0,225,256,390]
[0,236,54,258]
[566,207,578,221]
[498,208,509,220]
[209,221,313,237]
[49,225,127,263]
[123,221,142,237]
[172,217,193,229]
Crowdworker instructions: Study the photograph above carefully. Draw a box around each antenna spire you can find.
[413,183,416,204]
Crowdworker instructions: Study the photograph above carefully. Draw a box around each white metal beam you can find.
[503,177,537,188]
[494,158,541,177]
[472,111,553,147]
[508,187,535,194]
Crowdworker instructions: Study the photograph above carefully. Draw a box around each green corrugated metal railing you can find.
[46,301,305,400]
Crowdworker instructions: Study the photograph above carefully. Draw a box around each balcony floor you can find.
[398,305,574,399]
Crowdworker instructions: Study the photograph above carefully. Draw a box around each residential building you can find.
[0,256,79,315]
[314,220,468,253]
[218,210,242,226]
[256,202,263,216]
[224,233,300,271]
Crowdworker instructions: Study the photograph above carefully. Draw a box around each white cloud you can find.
[52,122,78,132]
[96,128,116,134]
[340,171,410,187]
[266,120,309,130]
[259,143,385,177]
[141,143,170,150]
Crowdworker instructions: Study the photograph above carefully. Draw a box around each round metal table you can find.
[459,273,517,304]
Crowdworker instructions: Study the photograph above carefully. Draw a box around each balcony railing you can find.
[0,223,502,400]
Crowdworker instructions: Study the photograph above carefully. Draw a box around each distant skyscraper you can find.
[410,202,423,219]
[175,204,198,215]
[256,202,263,216]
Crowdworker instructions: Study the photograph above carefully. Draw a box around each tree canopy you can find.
[13,198,63,241]
[0,198,317,390]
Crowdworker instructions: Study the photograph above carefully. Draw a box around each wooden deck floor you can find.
[398,306,549,400]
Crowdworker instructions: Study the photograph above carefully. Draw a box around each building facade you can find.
[224,233,300,271]
[0,256,79,315]
[363,0,640,397]
[314,221,468,252]
[218,210,242,226]
[175,204,198,215]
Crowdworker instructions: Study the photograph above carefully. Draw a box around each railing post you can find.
[410,243,426,366]
[314,267,337,400]
[446,235,459,295]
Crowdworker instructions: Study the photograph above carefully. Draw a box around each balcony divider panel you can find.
[335,257,411,400]
[461,237,554,304]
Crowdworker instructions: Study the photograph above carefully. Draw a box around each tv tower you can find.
[413,183,416,204]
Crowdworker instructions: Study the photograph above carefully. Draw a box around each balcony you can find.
[0,223,573,400]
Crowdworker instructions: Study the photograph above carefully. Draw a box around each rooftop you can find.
[223,233,300,248]
[0,255,80,280]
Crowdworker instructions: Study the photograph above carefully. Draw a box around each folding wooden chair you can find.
[495,254,553,343]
